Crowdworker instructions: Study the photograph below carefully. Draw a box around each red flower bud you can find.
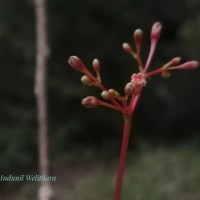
[170,57,181,65]
[177,61,199,70]
[68,56,87,72]
[151,22,162,41]
[169,61,199,71]
[92,59,100,72]
[81,96,99,108]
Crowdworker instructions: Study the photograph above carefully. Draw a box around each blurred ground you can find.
[2,143,200,200]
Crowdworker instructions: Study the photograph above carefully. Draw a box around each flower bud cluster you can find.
[68,23,198,200]
[68,22,198,115]
[68,56,102,87]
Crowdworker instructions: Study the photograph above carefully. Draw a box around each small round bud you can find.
[124,82,135,95]
[134,29,143,45]
[108,89,115,95]
[68,56,86,72]
[122,43,133,54]
[81,96,99,108]
[170,57,181,65]
[92,59,100,72]
[101,91,111,100]
[108,89,120,97]
[81,75,93,86]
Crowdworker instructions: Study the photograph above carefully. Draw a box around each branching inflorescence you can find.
[68,22,198,200]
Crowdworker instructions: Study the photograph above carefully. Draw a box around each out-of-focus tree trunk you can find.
[34,0,53,199]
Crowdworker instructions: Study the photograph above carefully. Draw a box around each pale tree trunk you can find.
[34,0,53,199]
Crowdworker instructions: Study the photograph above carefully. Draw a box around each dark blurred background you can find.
[0,0,200,199]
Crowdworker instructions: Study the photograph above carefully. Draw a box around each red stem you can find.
[146,67,164,76]
[144,41,157,72]
[113,115,132,200]
[113,88,143,200]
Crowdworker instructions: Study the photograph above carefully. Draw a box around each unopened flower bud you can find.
[92,59,100,72]
[176,61,199,70]
[81,75,93,86]
[81,96,99,108]
[124,82,135,95]
[68,56,87,72]
[134,29,143,46]
[151,22,162,41]
[170,57,181,65]
[122,43,133,54]
[108,89,115,95]
[162,57,181,69]
[108,89,120,97]
[101,91,111,100]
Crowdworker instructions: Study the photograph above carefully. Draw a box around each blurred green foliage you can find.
[14,144,200,200]
[0,0,200,177]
